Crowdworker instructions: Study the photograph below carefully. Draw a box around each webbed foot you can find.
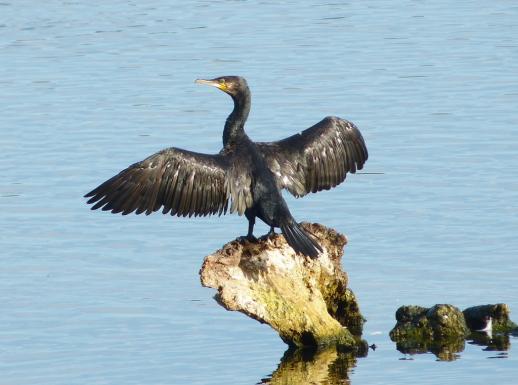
[246,234,258,242]
[238,234,258,243]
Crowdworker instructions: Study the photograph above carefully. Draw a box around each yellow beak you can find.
[195,78,227,92]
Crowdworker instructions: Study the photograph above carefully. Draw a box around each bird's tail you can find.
[280,219,323,259]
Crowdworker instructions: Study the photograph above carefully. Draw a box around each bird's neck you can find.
[223,93,251,146]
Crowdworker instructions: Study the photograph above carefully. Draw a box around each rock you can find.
[390,304,470,341]
[390,304,469,361]
[390,303,518,360]
[199,223,365,349]
[463,303,518,333]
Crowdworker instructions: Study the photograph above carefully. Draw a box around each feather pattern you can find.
[84,75,368,259]
[256,116,368,197]
[84,147,252,217]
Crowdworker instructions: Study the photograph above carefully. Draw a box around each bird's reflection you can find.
[258,345,366,385]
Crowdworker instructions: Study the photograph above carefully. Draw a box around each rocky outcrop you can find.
[390,304,470,341]
[390,303,518,360]
[200,223,365,349]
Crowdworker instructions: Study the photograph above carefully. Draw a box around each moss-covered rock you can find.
[390,304,469,341]
[390,304,470,360]
[390,303,517,360]
[463,303,518,333]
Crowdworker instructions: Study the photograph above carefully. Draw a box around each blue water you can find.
[1,1,517,384]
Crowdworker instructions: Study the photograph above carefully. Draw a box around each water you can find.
[1,1,517,384]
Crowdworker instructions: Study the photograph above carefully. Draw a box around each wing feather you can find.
[256,116,368,197]
[85,147,250,218]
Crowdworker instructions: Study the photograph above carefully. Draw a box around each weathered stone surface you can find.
[199,223,364,349]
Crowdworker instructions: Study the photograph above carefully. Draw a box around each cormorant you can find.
[85,76,368,258]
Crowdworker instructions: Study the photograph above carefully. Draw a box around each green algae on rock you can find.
[389,304,469,361]
[390,304,469,341]
[463,303,518,333]
[390,303,518,361]
[200,223,365,349]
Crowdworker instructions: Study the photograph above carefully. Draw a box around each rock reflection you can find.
[395,337,465,361]
[259,346,365,385]
[395,332,513,361]
[468,331,511,352]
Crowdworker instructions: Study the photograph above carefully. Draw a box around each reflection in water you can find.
[395,337,465,361]
[468,332,511,355]
[396,332,512,361]
[259,346,365,385]
[257,332,515,385]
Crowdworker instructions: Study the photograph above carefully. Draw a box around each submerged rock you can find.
[463,303,518,333]
[389,304,469,361]
[200,223,365,349]
[390,304,469,341]
[390,303,518,360]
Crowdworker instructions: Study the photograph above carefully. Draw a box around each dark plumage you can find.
[85,76,368,258]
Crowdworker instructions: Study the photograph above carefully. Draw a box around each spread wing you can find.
[84,147,252,217]
[256,116,368,197]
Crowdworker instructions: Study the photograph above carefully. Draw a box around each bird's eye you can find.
[219,79,226,84]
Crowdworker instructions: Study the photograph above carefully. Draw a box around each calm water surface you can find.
[1,1,517,384]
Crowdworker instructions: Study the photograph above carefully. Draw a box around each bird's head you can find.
[195,76,249,99]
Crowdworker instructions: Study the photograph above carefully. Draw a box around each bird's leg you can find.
[246,216,257,242]
[267,226,275,236]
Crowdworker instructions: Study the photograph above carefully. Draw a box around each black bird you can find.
[85,76,368,258]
